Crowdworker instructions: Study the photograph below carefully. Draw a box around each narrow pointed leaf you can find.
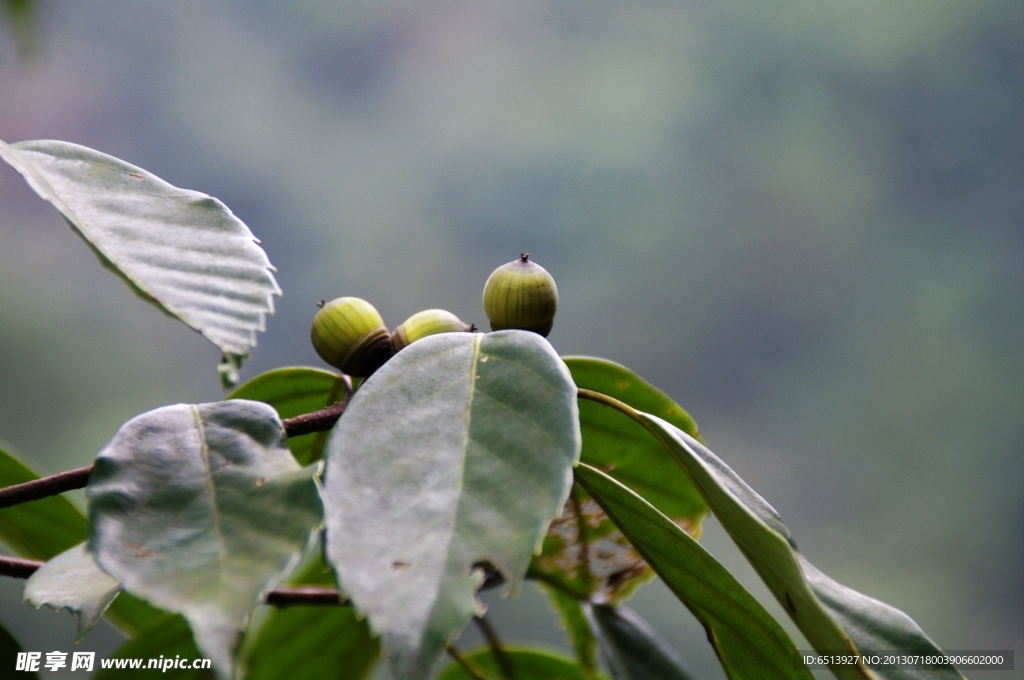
[324,330,580,679]
[24,542,121,641]
[594,396,963,680]
[437,646,592,680]
[0,443,164,636]
[0,442,88,560]
[587,604,695,680]
[576,464,811,680]
[0,139,281,385]
[563,357,706,529]
[87,400,326,678]
[227,367,350,464]
[0,620,40,680]
[93,614,213,680]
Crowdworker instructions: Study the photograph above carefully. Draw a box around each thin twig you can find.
[0,399,351,509]
[263,587,349,607]
[474,615,516,680]
[446,644,491,680]
[0,555,350,606]
[0,555,45,579]
[0,466,93,510]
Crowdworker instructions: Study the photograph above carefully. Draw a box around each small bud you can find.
[310,297,393,376]
[392,309,475,352]
[483,253,558,336]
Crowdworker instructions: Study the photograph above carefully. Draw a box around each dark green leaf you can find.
[0,139,281,386]
[0,619,39,680]
[87,400,326,678]
[437,646,592,680]
[599,400,964,680]
[324,331,580,679]
[0,442,163,636]
[24,542,121,641]
[240,553,380,680]
[227,366,349,464]
[244,606,378,680]
[92,614,213,679]
[587,604,695,680]
[563,357,706,530]
[577,464,812,680]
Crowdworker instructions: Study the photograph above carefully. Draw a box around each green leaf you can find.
[93,614,214,679]
[324,330,580,679]
[0,619,39,680]
[543,585,600,678]
[437,646,591,680]
[23,542,121,642]
[587,604,695,680]
[0,139,281,386]
[563,357,706,531]
[576,464,811,680]
[241,553,381,680]
[227,367,349,464]
[0,442,163,637]
[245,606,379,680]
[588,395,964,680]
[87,400,326,678]
[0,442,88,560]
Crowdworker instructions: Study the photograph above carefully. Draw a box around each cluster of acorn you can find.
[310,254,558,377]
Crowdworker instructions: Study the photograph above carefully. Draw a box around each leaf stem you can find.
[0,398,352,508]
[524,565,590,601]
[446,644,492,680]
[475,615,517,680]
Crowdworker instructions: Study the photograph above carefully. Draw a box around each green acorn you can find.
[483,253,558,337]
[391,309,475,352]
[310,297,394,376]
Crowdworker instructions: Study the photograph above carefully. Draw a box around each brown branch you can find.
[0,555,350,607]
[0,555,45,579]
[446,644,491,680]
[475,615,517,680]
[0,399,351,509]
[0,466,93,510]
[263,587,349,607]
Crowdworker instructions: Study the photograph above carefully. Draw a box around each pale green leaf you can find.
[87,400,326,678]
[593,395,963,680]
[227,366,349,464]
[324,330,580,680]
[0,139,281,385]
[437,646,591,680]
[577,464,811,680]
[587,604,695,680]
[23,542,121,642]
[0,442,164,637]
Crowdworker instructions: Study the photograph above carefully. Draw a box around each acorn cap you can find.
[392,309,475,352]
[483,253,558,336]
[310,297,394,377]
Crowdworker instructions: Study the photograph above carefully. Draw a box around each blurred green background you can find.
[0,1,1020,678]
